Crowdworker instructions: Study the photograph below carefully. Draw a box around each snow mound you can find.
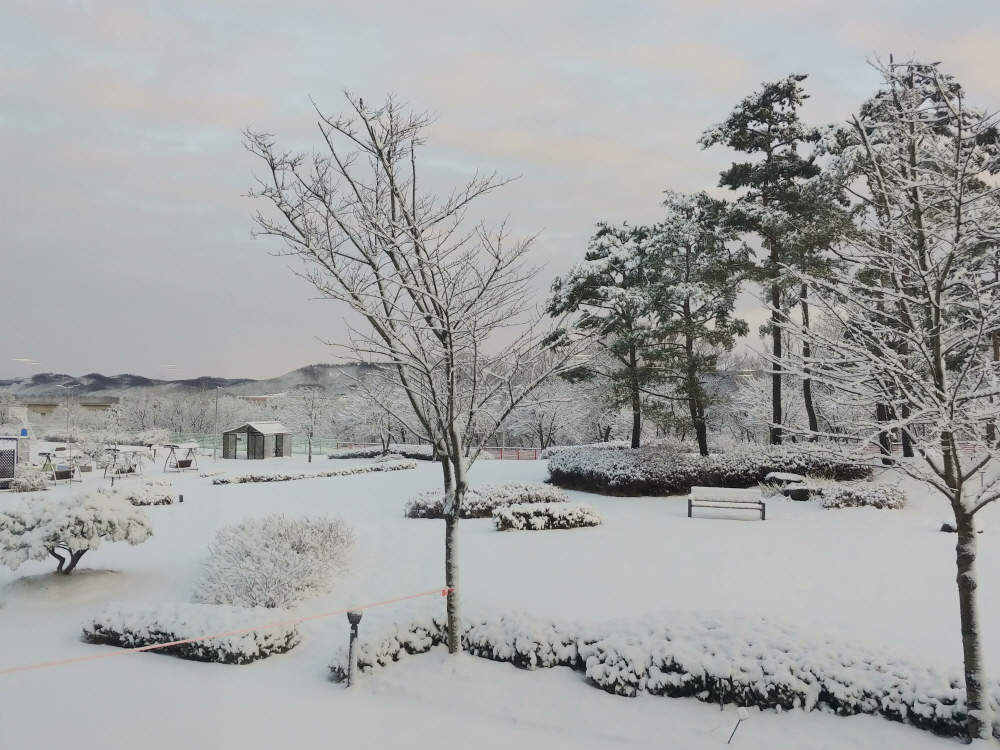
[330,609,1000,740]
[83,602,300,664]
[818,484,907,509]
[493,502,602,531]
[404,482,569,519]
[212,459,416,484]
[192,514,354,608]
[98,479,176,506]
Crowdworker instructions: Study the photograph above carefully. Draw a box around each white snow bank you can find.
[493,502,602,531]
[331,608,1000,740]
[83,602,300,664]
[404,482,569,519]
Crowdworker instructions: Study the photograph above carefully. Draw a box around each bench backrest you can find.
[690,486,761,502]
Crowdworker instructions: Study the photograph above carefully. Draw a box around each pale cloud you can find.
[2,0,998,379]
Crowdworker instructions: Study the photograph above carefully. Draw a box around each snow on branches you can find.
[0,492,153,574]
[192,515,354,608]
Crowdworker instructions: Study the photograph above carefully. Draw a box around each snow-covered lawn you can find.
[0,448,997,748]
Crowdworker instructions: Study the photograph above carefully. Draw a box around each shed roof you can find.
[223,421,291,436]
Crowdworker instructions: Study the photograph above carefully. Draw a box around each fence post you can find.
[346,610,363,686]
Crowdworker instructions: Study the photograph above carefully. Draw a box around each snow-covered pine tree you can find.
[647,191,751,455]
[547,223,667,448]
[785,58,1000,740]
[700,75,845,444]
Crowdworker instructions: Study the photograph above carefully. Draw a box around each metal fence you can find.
[168,434,541,460]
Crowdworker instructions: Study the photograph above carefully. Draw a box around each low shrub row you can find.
[328,444,436,461]
[818,484,907,510]
[212,460,416,485]
[83,602,300,664]
[330,609,1000,740]
[8,469,49,493]
[99,479,176,506]
[404,482,569,519]
[493,502,602,531]
[548,445,872,496]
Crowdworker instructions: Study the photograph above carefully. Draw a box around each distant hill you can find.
[0,363,379,398]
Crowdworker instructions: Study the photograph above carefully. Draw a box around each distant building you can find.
[22,396,119,416]
[222,421,292,460]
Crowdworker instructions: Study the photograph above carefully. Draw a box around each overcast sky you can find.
[3,0,999,381]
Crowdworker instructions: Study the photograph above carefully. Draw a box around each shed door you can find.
[274,435,284,457]
[248,433,265,460]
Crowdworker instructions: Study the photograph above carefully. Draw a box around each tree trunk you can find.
[901,405,914,457]
[876,403,892,465]
[800,285,819,438]
[62,550,86,574]
[444,512,461,654]
[770,282,783,445]
[629,344,641,449]
[308,437,313,463]
[49,548,66,573]
[955,507,994,739]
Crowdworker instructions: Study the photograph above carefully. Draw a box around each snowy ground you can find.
[0,447,997,748]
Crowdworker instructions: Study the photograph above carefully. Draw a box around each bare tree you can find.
[245,94,584,653]
[785,59,1000,739]
[279,387,337,462]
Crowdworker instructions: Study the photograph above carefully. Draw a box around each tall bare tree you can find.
[785,59,1000,740]
[245,94,583,653]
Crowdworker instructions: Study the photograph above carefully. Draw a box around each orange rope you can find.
[0,586,452,676]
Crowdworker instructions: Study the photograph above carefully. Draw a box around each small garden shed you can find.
[222,422,292,460]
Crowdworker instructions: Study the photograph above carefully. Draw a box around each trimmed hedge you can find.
[328,444,435,461]
[547,446,872,496]
[83,602,301,664]
[819,484,907,509]
[212,460,416,484]
[492,502,602,531]
[405,482,569,519]
[330,609,999,740]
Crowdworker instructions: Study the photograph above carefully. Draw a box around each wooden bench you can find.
[688,486,765,520]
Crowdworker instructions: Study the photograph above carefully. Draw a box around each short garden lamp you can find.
[346,610,363,687]
[728,707,749,744]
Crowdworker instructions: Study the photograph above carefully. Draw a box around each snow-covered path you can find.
[0,453,996,748]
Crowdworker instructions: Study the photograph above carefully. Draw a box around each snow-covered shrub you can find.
[373,452,404,463]
[331,609,1000,740]
[83,602,300,664]
[98,479,176,506]
[0,491,152,574]
[493,503,602,531]
[8,468,49,493]
[818,484,907,510]
[540,441,632,459]
[212,460,416,485]
[199,470,226,478]
[547,445,872,496]
[404,482,570,519]
[328,443,436,460]
[193,515,354,608]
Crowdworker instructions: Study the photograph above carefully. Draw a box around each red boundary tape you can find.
[0,586,452,677]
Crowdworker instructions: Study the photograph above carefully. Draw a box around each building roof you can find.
[223,421,291,436]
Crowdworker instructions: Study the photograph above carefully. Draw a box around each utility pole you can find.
[213,386,220,461]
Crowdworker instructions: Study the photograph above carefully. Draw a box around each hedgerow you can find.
[404,482,569,519]
[547,445,871,496]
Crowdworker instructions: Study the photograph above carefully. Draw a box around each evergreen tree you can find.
[700,74,831,444]
[547,223,665,448]
[647,191,751,455]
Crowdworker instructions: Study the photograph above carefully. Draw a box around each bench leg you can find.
[688,498,692,518]
[761,502,766,521]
